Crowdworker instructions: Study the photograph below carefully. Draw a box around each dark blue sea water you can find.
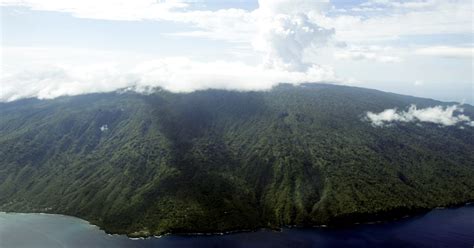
[1,205,473,248]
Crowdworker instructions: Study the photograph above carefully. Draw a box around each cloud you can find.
[100,124,109,132]
[1,1,340,101]
[2,0,471,44]
[253,0,334,71]
[322,0,472,42]
[0,0,189,21]
[334,46,402,63]
[414,80,424,86]
[1,0,472,102]
[366,105,473,127]
[361,0,438,10]
[0,48,339,102]
[0,0,256,43]
[415,46,474,58]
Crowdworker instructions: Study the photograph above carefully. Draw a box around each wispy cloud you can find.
[2,0,470,42]
[366,105,474,127]
[414,80,424,86]
[325,0,472,42]
[360,0,439,10]
[415,46,474,58]
[0,0,189,21]
[334,46,402,63]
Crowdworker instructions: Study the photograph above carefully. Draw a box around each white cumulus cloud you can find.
[252,0,334,71]
[366,105,474,127]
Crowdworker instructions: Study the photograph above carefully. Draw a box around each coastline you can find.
[2,201,472,239]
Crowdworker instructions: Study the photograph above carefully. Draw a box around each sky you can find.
[0,0,473,104]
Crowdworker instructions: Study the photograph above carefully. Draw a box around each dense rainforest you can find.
[1,83,473,237]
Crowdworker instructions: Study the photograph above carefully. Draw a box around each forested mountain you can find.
[1,83,473,237]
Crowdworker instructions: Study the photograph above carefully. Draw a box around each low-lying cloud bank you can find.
[366,105,474,127]
[0,55,339,102]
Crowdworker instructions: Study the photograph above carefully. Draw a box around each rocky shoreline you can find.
[94,201,474,238]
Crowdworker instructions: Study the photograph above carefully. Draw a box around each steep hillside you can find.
[1,83,473,236]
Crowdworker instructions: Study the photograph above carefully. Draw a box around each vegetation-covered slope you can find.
[1,84,473,236]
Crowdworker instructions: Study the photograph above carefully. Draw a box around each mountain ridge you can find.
[1,83,473,237]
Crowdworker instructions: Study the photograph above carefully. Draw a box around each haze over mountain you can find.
[1,84,473,236]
